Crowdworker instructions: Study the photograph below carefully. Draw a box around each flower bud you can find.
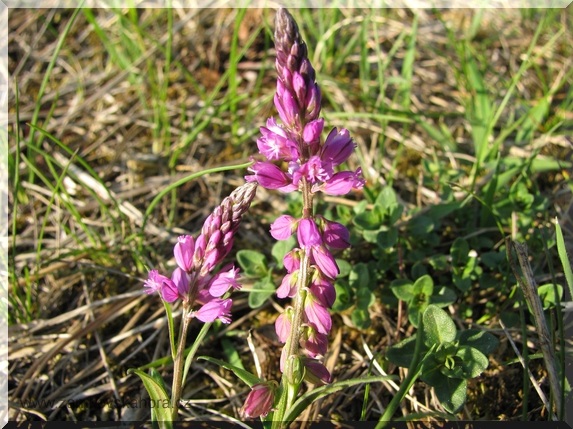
[239,382,276,419]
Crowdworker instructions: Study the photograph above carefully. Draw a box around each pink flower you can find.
[196,298,232,324]
[283,249,301,273]
[314,167,365,196]
[292,156,333,185]
[304,297,332,335]
[309,275,336,308]
[144,270,180,303]
[311,245,339,279]
[174,235,195,272]
[240,383,276,419]
[275,87,299,129]
[208,265,241,297]
[320,127,355,166]
[270,215,299,240]
[303,118,324,149]
[302,358,331,385]
[245,160,292,190]
[277,271,298,299]
[303,328,328,358]
[297,218,322,249]
[275,311,292,343]
[171,267,189,297]
[258,118,299,161]
[320,217,350,249]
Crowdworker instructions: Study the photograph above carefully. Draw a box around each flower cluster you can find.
[144,182,257,324]
[244,8,364,401]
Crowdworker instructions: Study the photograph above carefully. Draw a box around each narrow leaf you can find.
[197,356,262,387]
[127,368,173,427]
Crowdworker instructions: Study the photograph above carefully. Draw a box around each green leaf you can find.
[453,273,472,293]
[349,263,370,292]
[352,307,371,329]
[413,274,434,297]
[197,356,262,387]
[408,216,434,238]
[537,283,563,310]
[430,286,457,308]
[127,368,173,427]
[450,238,469,267]
[457,330,499,356]
[236,249,268,278]
[390,279,414,302]
[434,377,468,414]
[420,354,447,387]
[332,280,353,312]
[556,219,573,301]
[429,254,448,271]
[387,203,404,225]
[221,338,245,371]
[375,186,398,209]
[271,235,296,269]
[248,272,275,308]
[376,227,398,249]
[423,305,457,347]
[386,335,422,368]
[283,376,396,425]
[456,346,489,379]
[162,301,177,361]
[354,208,383,230]
[336,259,352,278]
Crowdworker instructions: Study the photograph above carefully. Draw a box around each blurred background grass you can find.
[8,6,573,422]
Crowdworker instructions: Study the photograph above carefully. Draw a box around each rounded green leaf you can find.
[434,378,467,414]
[237,249,268,278]
[456,346,489,378]
[457,330,499,356]
[248,274,275,308]
[423,305,457,347]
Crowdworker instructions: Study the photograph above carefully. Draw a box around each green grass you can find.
[8,6,573,423]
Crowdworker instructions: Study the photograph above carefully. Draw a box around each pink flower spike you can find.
[174,235,195,272]
[270,215,299,240]
[321,128,356,166]
[246,160,292,190]
[321,218,351,249]
[240,383,276,419]
[297,218,322,249]
[208,265,241,297]
[196,298,233,324]
[311,245,339,279]
[275,311,292,343]
[304,297,332,335]
[171,267,190,297]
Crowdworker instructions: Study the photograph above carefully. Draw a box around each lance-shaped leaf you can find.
[198,356,262,387]
[127,368,173,429]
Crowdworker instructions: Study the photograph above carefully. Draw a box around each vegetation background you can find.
[7,5,573,423]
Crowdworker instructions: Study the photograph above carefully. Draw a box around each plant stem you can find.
[171,307,191,420]
[375,317,425,429]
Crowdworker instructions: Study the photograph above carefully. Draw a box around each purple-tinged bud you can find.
[270,214,299,240]
[305,83,321,121]
[196,298,232,324]
[283,248,301,273]
[297,218,322,249]
[275,310,292,343]
[240,382,276,419]
[171,267,190,298]
[208,265,241,297]
[311,245,339,279]
[320,217,351,249]
[274,91,299,129]
[302,358,331,385]
[292,71,306,107]
[302,118,324,149]
[321,127,356,167]
[277,271,298,299]
[193,234,207,269]
[174,235,195,272]
[246,160,292,190]
[304,296,332,335]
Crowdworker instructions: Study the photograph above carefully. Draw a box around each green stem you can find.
[170,308,191,420]
[375,317,426,428]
